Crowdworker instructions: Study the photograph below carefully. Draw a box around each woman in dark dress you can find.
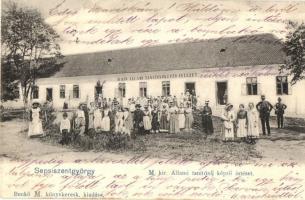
[159,104,169,133]
[151,106,160,133]
[202,100,214,134]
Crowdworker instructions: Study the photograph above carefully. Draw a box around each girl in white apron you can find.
[93,106,103,131]
[221,103,235,141]
[247,102,260,144]
[102,106,111,132]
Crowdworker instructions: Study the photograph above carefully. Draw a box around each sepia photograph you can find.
[1,0,305,199]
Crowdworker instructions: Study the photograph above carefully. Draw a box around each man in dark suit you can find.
[275,97,287,128]
[256,95,273,135]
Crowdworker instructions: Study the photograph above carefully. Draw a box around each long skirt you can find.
[169,115,179,134]
[247,118,259,138]
[123,119,133,136]
[223,121,234,140]
[237,119,247,138]
[94,117,103,130]
[143,116,151,131]
[185,113,194,131]
[202,115,214,134]
[88,113,94,129]
[116,119,124,133]
[178,114,185,129]
[28,119,44,137]
[75,117,86,136]
[160,114,169,131]
[151,119,159,131]
[102,117,110,132]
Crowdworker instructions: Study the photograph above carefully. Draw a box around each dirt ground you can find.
[1,119,305,164]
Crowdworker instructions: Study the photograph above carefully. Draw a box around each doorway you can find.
[185,82,196,95]
[46,88,53,102]
[216,82,227,105]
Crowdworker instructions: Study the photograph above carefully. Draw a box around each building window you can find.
[246,77,258,95]
[60,85,65,99]
[118,83,126,97]
[73,85,80,98]
[32,86,39,99]
[139,82,147,97]
[162,81,170,96]
[276,76,288,95]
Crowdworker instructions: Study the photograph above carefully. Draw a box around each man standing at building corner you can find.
[256,95,273,135]
[275,97,287,129]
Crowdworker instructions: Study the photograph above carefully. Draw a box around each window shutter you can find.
[257,83,262,95]
[78,87,81,99]
[241,83,247,95]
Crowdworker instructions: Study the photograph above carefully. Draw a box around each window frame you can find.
[73,85,80,99]
[139,82,147,97]
[59,85,66,99]
[246,77,258,95]
[162,81,171,97]
[276,76,289,95]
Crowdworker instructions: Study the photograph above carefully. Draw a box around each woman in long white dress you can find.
[102,106,110,132]
[116,107,124,133]
[184,102,194,132]
[123,107,133,136]
[169,103,179,134]
[93,106,103,131]
[247,102,260,143]
[28,102,44,138]
[221,103,235,141]
[143,106,152,133]
[88,102,95,130]
[178,103,185,130]
[76,104,86,136]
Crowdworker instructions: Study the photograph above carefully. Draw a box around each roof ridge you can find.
[62,33,281,57]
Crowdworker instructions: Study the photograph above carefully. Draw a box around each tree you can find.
[1,2,62,106]
[281,21,305,85]
[1,60,19,101]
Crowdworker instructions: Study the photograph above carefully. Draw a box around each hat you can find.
[79,102,86,108]
[278,97,282,101]
[205,100,209,103]
[32,102,40,106]
[225,103,233,110]
[135,104,141,108]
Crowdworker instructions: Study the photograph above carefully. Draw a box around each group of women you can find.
[72,97,195,138]
[221,102,260,143]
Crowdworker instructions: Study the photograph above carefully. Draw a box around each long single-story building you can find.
[15,34,305,117]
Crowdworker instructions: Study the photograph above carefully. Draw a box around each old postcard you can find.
[1,0,305,199]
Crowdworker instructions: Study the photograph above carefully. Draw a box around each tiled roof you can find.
[53,33,285,78]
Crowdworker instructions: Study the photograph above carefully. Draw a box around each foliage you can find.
[1,61,19,101]
[281,21,305,84]
[1,2,62,105]
[40,102,57,130]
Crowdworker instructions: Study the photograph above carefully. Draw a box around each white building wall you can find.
[10,65,304,118]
